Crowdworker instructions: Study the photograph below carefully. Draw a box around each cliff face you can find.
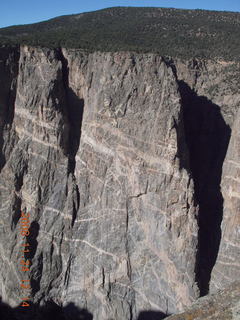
[0,45,239,320]
[166,281,240,320]
[210,106,240,293]
[171,58,240,296]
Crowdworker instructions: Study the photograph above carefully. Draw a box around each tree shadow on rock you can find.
[0,297,17,320]
[0,297,93,320]
[64,303,93,320]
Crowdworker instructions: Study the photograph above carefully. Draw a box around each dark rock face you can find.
[0,46,19,170]
[0,46,239,320]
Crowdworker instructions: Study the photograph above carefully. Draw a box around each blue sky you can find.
[0,0,239,28]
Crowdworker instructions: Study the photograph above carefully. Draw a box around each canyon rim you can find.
[0,7,240,320]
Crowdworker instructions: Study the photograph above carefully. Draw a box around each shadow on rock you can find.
[137,310,168,320]
[177,80,231,296]
[0,297,93,320]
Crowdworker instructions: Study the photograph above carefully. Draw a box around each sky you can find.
[0,0,239,28]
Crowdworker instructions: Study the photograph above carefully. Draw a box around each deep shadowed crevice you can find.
[26,221,40,261]
[57,48,84,175]
[0,46,20,171]
[137,310,168,320]
[71,182,80,227]
[11,195,22,229]
[26,222,42,295]
[178,80,231,296]
[11,160,28,228]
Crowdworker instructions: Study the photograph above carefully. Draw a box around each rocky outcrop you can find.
[0,45,239,320]
[166,281,240,320]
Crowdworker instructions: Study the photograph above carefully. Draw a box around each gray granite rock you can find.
[210,106,240,293]
[0,45,239,320]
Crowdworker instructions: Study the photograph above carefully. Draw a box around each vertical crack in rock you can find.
[178,80,231,296]
[11,195,22,230]
[64,255,73,287]
[57,48,84,227]
[11,147,29,229]
[125,199,132,282]
[57,48,84,175]
[71,182,80,227]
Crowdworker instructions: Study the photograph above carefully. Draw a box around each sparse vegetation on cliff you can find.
[0,7,239,59]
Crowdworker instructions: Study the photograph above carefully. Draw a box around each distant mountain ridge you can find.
[0,7,240,59]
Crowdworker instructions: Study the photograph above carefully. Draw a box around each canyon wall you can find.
[0,45,239,319]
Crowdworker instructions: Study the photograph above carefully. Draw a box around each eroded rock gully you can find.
[0,46,239,320]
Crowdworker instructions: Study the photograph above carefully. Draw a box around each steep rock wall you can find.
[168,57,240,295]
[210,107,240,292]
[60,49,199,318]
[0,45,239,319]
